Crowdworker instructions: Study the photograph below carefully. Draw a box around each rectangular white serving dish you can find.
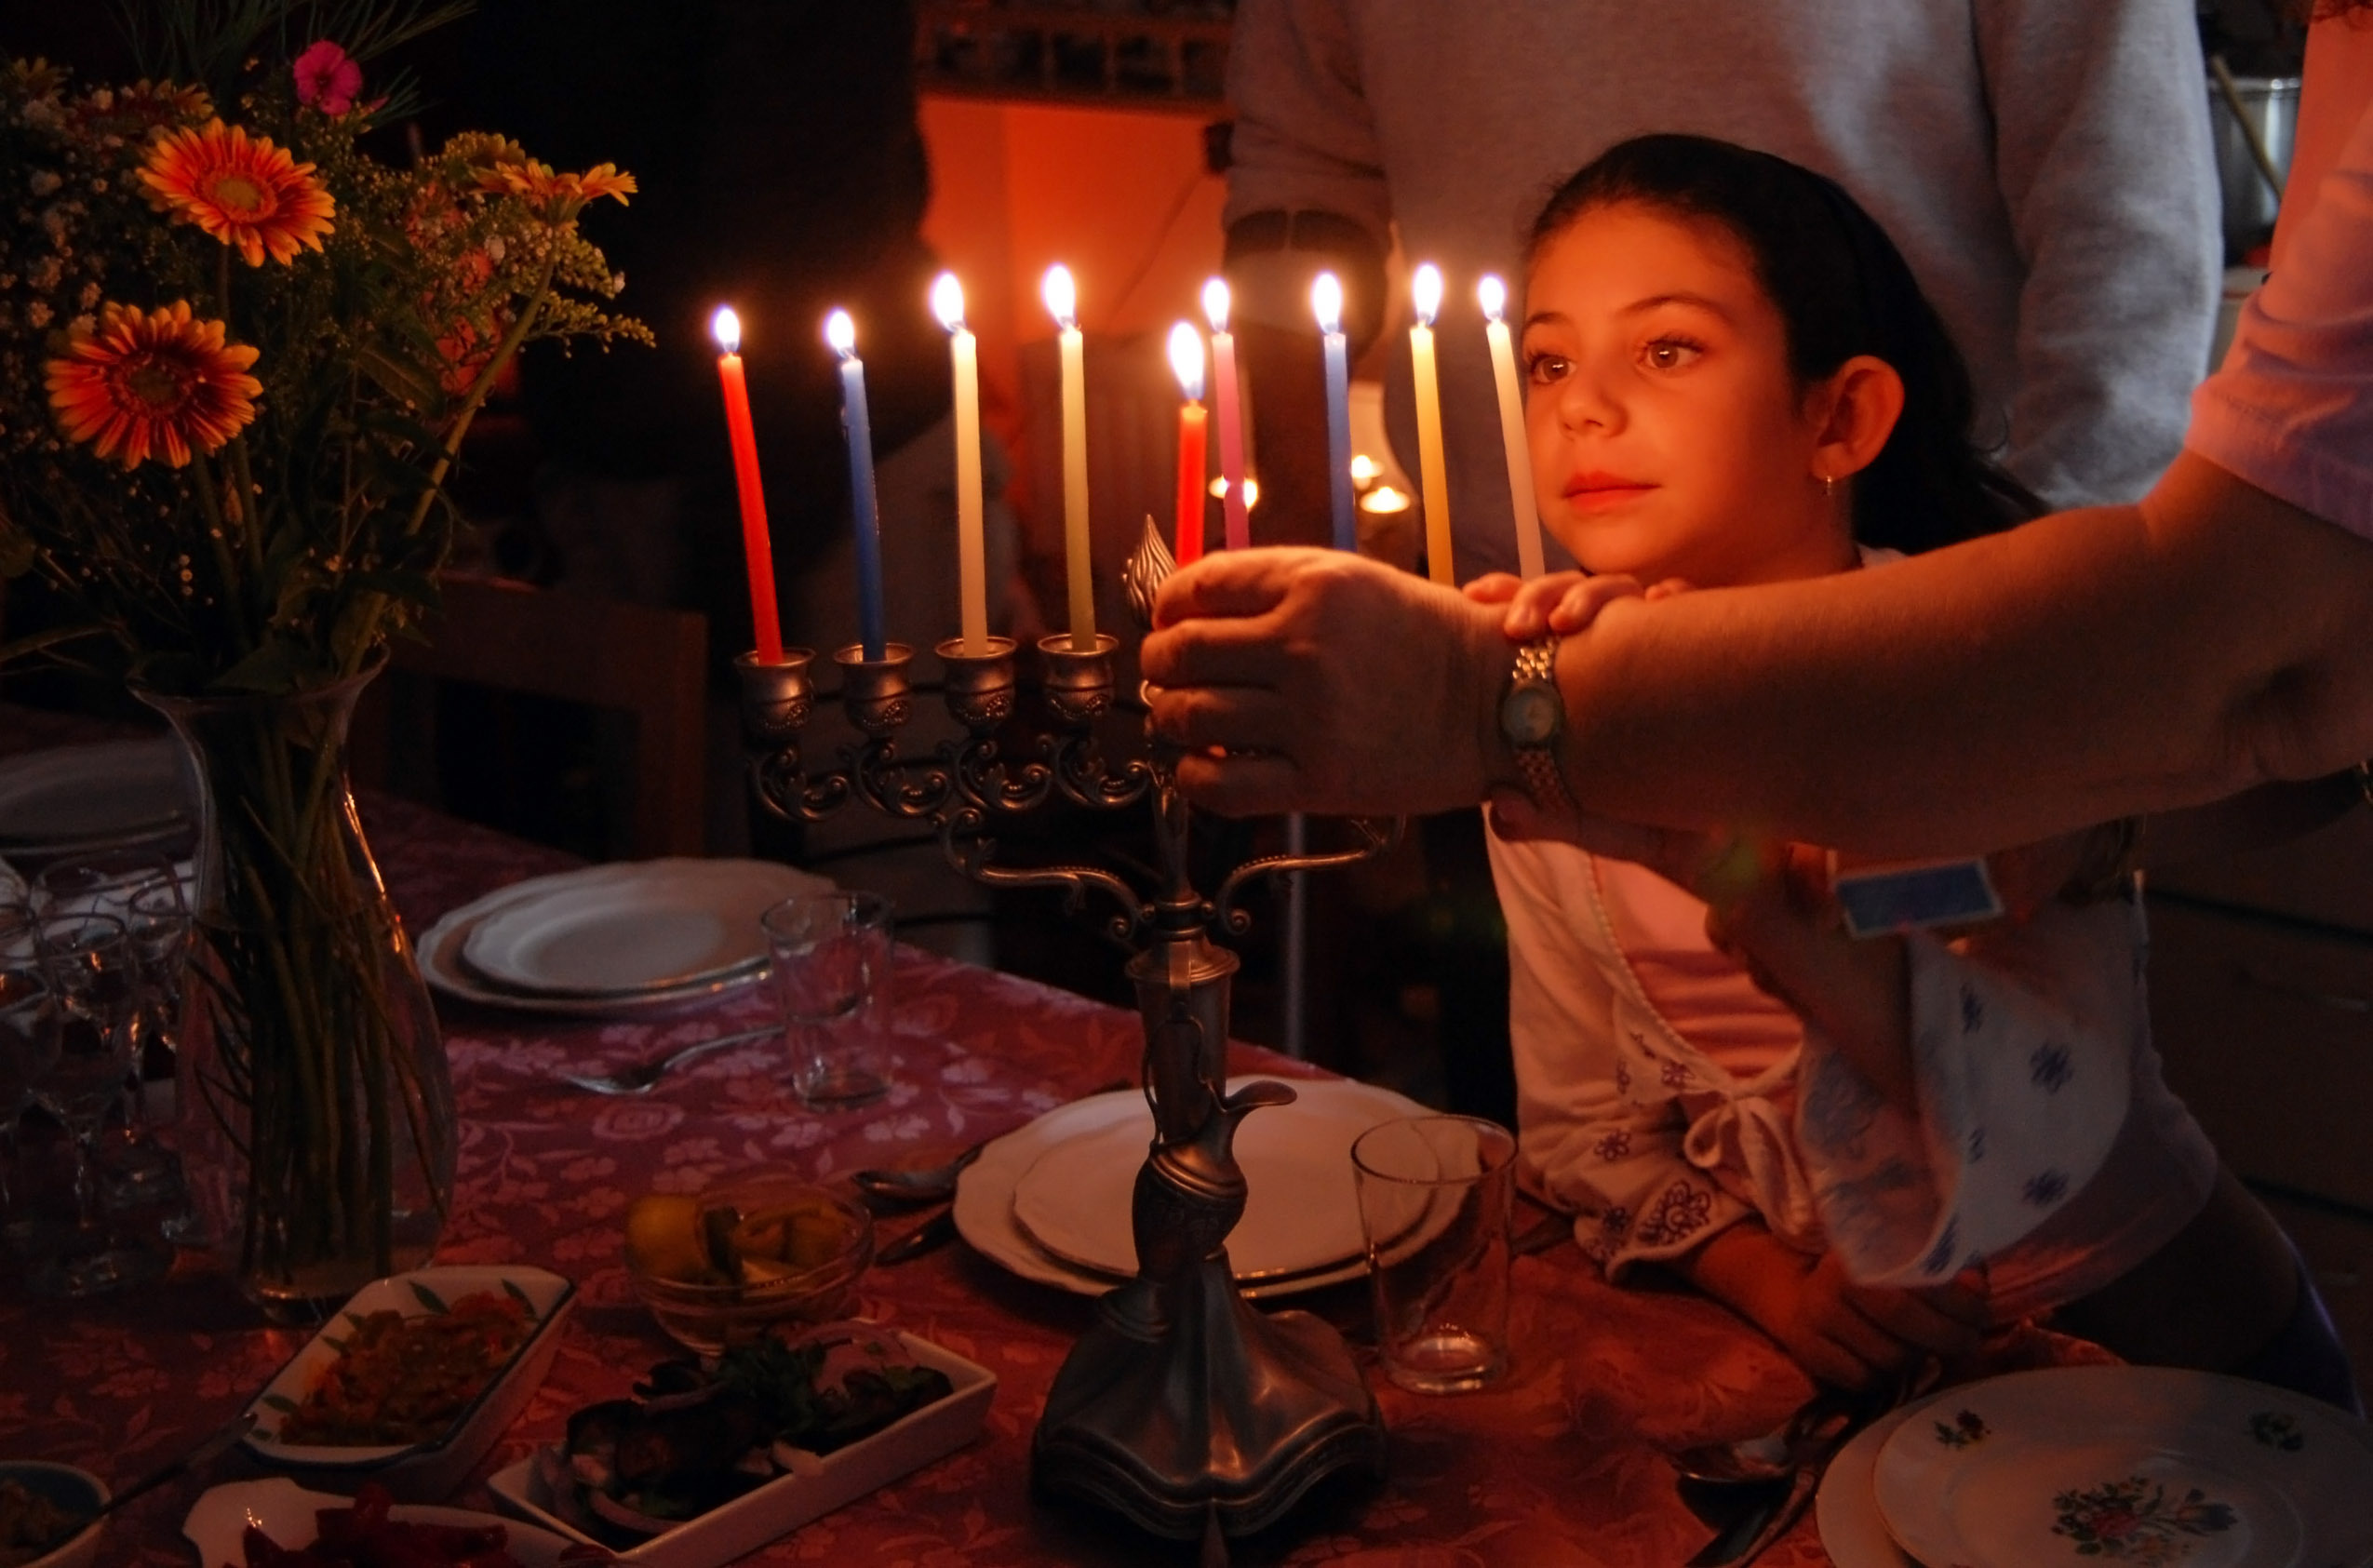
[242,1265,578,1502]
[486,1330,997,1568]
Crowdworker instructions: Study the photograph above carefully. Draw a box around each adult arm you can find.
[1144,457,2373,853]
[1974,0,2219,505]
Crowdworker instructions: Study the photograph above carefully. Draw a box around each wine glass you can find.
[0,906,59,1243]
[29,911,168,1295]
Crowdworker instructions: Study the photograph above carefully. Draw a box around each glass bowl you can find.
[623,1176,873,1354]
[0,1462,106,1568]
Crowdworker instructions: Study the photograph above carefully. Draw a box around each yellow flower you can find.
[476,156,636,214]
[141,119,335,266]
[46,301,262,468]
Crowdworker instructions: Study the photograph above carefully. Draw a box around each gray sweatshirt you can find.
[1226,0,2220,578]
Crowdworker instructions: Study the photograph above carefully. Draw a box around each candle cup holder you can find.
[739,520,1397,1544]
[834,642,917,737]
[735,648,815,744]
[1037,631,1119,725]
[936,636,1019,734]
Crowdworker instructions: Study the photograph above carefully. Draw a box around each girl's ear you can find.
[1806,354,1904,483]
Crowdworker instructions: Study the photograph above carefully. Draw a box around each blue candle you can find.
[825,308,886,661]
[1313,272,1355,552]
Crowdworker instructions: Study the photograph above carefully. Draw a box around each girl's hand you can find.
[1464,570,1680,641]
[1769,1250,1990,1388]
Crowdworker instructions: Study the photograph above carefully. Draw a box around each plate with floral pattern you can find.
[1870,1366,2373,1568]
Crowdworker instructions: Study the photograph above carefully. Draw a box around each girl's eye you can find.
[1642,337,1703,371]
[1524,352,1570,385]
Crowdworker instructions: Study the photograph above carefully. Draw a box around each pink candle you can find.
[1167,322,1209,566]
[1202,279,1250,550]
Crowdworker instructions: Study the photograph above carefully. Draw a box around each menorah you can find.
[734,521,1396,1542]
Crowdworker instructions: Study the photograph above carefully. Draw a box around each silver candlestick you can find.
[736,520,1394,1541]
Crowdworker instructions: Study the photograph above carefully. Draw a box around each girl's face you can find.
[1522,202,1857,588]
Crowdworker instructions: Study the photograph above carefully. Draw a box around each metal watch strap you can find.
[1508,638,1574,812]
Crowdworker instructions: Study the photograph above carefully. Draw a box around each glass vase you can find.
[141,663,456,1321]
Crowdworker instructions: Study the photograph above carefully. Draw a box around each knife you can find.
[877,1208,958,1265]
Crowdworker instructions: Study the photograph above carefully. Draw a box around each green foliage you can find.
[0,22,648,696]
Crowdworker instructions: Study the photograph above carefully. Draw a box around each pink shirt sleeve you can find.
[2187,92,2373,539]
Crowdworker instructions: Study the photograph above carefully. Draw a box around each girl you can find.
[1476,134,2356,1407]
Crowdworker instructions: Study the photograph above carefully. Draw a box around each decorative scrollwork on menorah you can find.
[734,519,1400,1547]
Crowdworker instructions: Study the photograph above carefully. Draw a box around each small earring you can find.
[1817,473,1836,497]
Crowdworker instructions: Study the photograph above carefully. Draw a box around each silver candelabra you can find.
[735,521,1395,1542]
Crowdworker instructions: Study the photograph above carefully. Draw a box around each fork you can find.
[558,1025,777,1095]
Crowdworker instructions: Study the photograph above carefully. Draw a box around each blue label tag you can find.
[1832,857,2004,938]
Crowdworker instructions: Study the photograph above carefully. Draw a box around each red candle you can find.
[1166,322,1208,567]
[711,306,784,665]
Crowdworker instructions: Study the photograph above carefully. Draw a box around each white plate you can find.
[419,862,824,1016]
[0,739,190,856]
[185,1479,575,1568]
[1870,1366,2373,1568]
[955,1079,1432,1298]
[1817,1388,1951,1568]
[485,1328,996,1568]
[462,861,823,997]
[240,1266,576,1502]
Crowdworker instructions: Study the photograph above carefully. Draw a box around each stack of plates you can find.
[0,738,193,864]
[418,859,829,1015]
[1817,1365,2373,1567]
[952,1078,1431,1300]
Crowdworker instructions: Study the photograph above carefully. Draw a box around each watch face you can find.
[1501,685,1561,747]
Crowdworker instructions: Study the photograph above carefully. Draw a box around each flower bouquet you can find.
[0,1,648,1314]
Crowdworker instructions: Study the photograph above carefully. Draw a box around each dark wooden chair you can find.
[352,574,708,859]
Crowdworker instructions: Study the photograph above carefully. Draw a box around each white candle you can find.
[1478,274,1545,580]
[1043,264,1094,650]
[1203,278,1250,550]
[1408,263,1455,583]
[1312,272,1354,552]
[932,273,988,657]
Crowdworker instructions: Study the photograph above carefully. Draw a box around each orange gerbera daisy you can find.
[476,157,635,213]
[141,119,335,267]
[46,302,262,469]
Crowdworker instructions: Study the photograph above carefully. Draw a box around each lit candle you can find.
[710,307,784,665]
[1043,264,1095,650]
[1408,263,1455,583]
[825,308,887,661]
[1312,272,1355,552]
[1167,321,1209,567]
[1203,278,1250,550]
[932,273,989,657]
[1479,275,1545,580]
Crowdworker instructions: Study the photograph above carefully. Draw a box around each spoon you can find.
[1669,1388,1852,1486]
[851,1144,985,1205]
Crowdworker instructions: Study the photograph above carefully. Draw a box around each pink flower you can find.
[292,40,363,115]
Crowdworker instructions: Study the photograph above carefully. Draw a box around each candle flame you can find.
[931,272,966,331]
[1477,274,1508,324]
[1167,321,1206,401]
[1041,263,1078,328]
[1349,453,1381,486]
[1311,271,1343,333]
[1412,263,1442,326]
[711,305,742,355]
[1360,484,1412,515]
[1201,276,1231,332]
[824,308,857,358]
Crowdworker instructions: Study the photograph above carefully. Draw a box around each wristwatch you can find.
[1499,637,1574,811]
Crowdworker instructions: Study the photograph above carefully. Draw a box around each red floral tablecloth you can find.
[0,760,2098,1567]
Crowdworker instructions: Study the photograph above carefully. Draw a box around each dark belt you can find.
[1223,208,1380,263]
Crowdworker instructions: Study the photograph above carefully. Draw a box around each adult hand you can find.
[1142,548,1515,816]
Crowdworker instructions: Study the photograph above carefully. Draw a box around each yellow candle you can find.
[1479,274,1545,580]
[932,273,988,656]
[1044,264,1094,650]
[1408,262,1454,583]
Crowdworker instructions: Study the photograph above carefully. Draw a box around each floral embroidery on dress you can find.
[2022,1169,2070,1207]
[2247,1411,2305,1452]
[2030,1040,2074,1092]
[1602,1206,1631,1239]
[1634,1182,1712,1247]
[2049,1476,2237,1562]
[1658,1059,1692,1091]
[1592,1130,1631,1162]
[1931,1408,1989,1448]
[1614,1059,1632,1094]
[1921,1218,1961,1279]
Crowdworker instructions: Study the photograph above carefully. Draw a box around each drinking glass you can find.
[29,911,168,1294]
[762,891,893,1110]
[1351,1115,1516,1394]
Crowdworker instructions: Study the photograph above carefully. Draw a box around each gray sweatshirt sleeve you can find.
[1222,0,1393,244]
[1978,0,2220,507]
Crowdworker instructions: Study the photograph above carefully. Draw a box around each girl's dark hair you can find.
[1524,134,2043,555]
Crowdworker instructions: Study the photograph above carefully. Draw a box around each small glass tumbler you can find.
[762,891,893,1111]
[1351,1114,1516,1394]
